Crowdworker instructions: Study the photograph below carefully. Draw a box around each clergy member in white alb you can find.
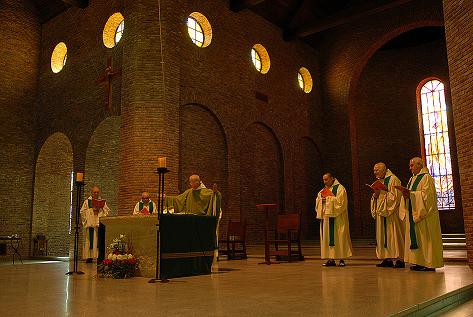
[133,192,156,215]
[399,157,443,271]
[315,173,353,267]
[370,162,405,268]
[80,186,110,263]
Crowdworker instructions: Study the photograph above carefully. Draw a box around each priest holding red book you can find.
[80,186,110,263]
[133,191,156,215]
[315,173,353,267]
[370,162,405,268]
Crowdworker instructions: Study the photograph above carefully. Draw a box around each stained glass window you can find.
[419,79,455,209]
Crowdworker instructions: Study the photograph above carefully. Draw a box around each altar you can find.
[100,214,218,279]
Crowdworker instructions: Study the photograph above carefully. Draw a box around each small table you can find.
[0,236,23,264]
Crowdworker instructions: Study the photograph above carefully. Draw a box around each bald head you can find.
[373,162,387,179]
[189,174,201,190]
[141,191,150,202]
[409,157,424,175]
[322,173,335,188]
[91,186,100,199]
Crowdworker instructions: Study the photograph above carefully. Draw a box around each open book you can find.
[321,187,335,197]
[140,207,150,215]
[92,198,106,209]
[365,180,387,191]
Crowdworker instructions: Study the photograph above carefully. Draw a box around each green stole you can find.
[406,173,426,250]
[328,184,340,247]
[87,199,94,249]
[139,201,154,213]
[382,176,391,248]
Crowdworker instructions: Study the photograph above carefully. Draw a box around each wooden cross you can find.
[97,56,121,113]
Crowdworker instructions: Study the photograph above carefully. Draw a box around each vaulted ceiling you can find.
[27,0,443,49]
[29,0,87,23]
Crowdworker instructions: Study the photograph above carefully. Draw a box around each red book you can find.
[366,180,387,191]
[141,207,150,215]
[321,187,335,197]
[92,199,106,209]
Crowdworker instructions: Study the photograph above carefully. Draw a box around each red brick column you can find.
[118,0,179,214]
[442,0,473,267]
[0,0,39,255]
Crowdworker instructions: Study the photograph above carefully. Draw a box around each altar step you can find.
[442,233,466,250]
[392,283,473,317]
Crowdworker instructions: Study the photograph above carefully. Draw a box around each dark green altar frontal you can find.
[159,214,217,279]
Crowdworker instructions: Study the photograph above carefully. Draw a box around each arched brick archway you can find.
[320,8,443,236]
[240,122,285,244]
[32,132,73,256]
[347,21,444,236]
[179,103,229,212]
[85,116,120,215]
[293,137,324,240]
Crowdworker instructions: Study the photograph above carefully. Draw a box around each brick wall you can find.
[0,0,39,257]
[171,0,322,242]
[442,0,473,267]
[6,0,471,257]
[32,133,73,256]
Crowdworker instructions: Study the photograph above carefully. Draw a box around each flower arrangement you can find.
[98,234,138,279]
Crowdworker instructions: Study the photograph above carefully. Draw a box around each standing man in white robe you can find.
[399,157,443,271]
[370,162,405,268]
[80,186,110,262]
[315,173,353,266]
[133,192,156,215]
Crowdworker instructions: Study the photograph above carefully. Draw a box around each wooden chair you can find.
[33,234,48,256]
[219,219,247,260]
[266,213,303,262]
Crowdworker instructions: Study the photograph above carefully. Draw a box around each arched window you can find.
[418,79,455,210]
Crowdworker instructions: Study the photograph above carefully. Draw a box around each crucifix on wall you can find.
[97,56,121,113]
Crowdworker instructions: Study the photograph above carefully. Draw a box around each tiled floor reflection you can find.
[0,257,472,317]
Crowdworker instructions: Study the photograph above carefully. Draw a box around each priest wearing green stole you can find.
[399,157,443,271]
[165,175,222,256]
[370,163,405,268]
[315,173,353,267]
[165,175,221,217]
[80,186,110,262]
[133,192,156,215]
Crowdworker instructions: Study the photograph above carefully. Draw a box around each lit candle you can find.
[76,172,84,182]
[158,157,167,168]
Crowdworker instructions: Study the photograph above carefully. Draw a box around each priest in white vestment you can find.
[80,186,110,262]
[133,192,156,215]
[315,173,353,266]
[370,162,405,268]
[399,157,443,271]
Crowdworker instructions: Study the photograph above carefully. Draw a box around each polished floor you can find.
[1,254,472,317]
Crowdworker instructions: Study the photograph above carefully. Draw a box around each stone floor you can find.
[0,250,472,317]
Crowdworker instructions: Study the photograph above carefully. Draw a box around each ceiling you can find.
[27,0,444,49]
[29,0,87,23]
[230,0,444,48]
